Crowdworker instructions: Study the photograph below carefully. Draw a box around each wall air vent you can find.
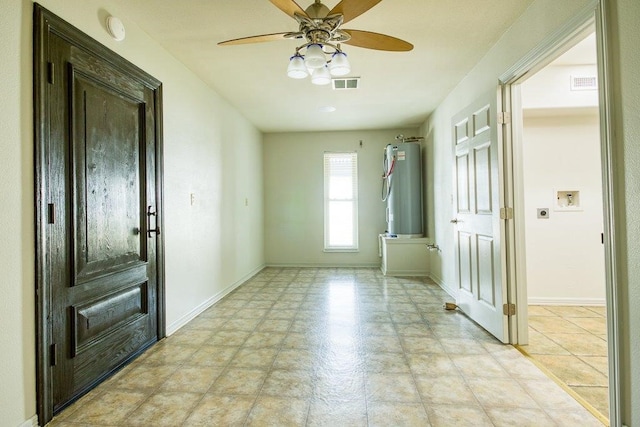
[332,77,360,90]
[570,75,598,91]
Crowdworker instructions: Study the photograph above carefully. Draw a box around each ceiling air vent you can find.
[570,75,598,91]
[332,77,360,90]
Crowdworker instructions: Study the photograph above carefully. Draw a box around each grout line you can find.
[515,344,609,426]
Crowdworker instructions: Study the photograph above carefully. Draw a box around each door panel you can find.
[72,281,148,353]
[72,73,147,281]
[452,90,507,342]
[58,36,158,408]
[474,144,492,214]
[477,235,496,305]
[456,155,471,213]
[35,6,164,423]
[458,231,473,293]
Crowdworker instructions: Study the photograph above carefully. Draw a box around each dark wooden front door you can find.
[34,5,164,423]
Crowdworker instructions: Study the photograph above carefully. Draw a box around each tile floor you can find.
[523,305,609,420]
[47,268,603,426]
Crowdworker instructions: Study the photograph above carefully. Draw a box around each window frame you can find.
[323,151,359,252]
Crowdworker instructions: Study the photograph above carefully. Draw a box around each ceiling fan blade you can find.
[342,29,413,51]
[269,0,309,19]
[329,0,382,24]
[218,32,294,46]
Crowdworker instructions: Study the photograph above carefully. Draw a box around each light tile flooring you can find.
[523,305,609,420]
[48,268,603,426]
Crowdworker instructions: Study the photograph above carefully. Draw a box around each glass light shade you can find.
[329,51,350,76]
[287,54,308,79]
[311,65,331,85]
[304,44,327,69]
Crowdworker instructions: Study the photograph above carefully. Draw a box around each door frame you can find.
[34,5,166,424]
[498,0,619,424]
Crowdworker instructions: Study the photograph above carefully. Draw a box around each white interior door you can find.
[452,90,508,342]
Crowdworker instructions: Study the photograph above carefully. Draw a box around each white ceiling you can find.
[109,0,536,132]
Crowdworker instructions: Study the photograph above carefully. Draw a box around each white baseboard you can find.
[382,270,430,277]
[265,263,380,268]
[166,264,265,335]
[428,278,606,307]
[527,297,606,306]
[20,415,38,427]
[428,273,457,300]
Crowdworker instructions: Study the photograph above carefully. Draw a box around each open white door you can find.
[452,89,509,342]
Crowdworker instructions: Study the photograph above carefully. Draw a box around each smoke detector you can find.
[106,16,126,41]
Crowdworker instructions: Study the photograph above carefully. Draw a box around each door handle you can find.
[450,218,462,224]
[147,206,161,238]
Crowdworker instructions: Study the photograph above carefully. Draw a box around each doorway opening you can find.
[512,30,609,421]
[498,1,622,420]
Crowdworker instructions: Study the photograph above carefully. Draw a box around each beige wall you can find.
[0,1,35,425]
[521,112,605,304]
[0,0,264,425]
[263,129,418,267]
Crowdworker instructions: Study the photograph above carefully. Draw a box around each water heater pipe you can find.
[381,147,396,202]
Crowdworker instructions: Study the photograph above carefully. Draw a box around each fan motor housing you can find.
[305,2,330,19]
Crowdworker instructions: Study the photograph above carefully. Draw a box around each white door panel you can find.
[453,90,508,342]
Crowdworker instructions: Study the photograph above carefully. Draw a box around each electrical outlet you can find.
[190,193,196,206]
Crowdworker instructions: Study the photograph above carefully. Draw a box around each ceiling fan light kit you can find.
[286,42,351,85]
[329,51,350,76]
[303,43,327,69]
[311,65,332,85]
[287,54,309,79]
[219,0,413,87]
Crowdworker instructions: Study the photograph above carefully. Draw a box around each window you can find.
[324,152,358,251]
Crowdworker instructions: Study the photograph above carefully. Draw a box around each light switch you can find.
[190,193,196,206]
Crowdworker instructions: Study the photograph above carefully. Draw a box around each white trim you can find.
[595,1,622,423]
[265,263,380,268]
[19,415,38,427]
[428,273,458,300]
[323,152,359,251]
[502,82,528,345]
[499,0,598,84]
[382,269,429,277]
[165,264,265,335]
[527,297,606,306]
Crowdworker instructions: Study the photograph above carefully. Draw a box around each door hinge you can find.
[500,207,513,220]
[498,111,511,125]
[50,343,57,366]
[47,203,55,224]
[47,62,55,84]
[503,303,516,316]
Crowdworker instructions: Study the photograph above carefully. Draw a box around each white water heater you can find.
[382,139,423,237]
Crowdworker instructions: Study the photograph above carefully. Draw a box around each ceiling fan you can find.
[218,0,413,85]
